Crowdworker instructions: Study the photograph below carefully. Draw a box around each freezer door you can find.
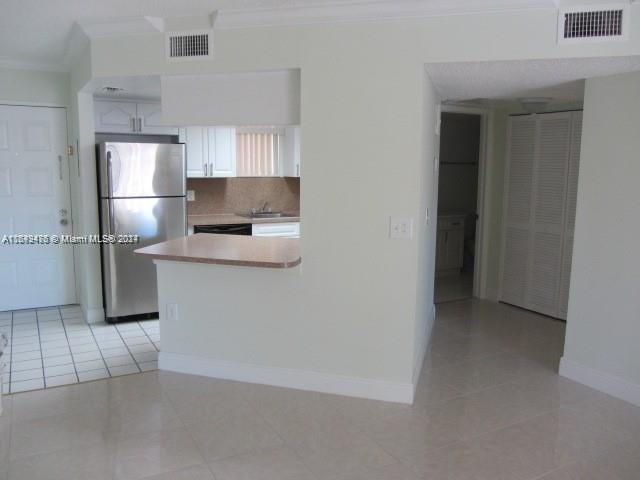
[100,196,186,319]
[98,142,186,198]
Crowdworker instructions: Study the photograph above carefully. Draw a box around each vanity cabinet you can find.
[435,215,465,276]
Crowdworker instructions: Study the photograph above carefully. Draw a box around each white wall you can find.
[561,71,640,406]
[0,67,69,106]
[69,7,640,391]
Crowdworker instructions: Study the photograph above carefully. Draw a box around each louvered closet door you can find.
[558,112,582,318]
[500,116,536,307]
[526,112,572,318]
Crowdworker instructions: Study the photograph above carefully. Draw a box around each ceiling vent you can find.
[558,5,630,44]
[166,30,212,61]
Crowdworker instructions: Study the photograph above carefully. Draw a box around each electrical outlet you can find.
[167,303,178,322]
[186,190,196,202]
[389,217,413,240]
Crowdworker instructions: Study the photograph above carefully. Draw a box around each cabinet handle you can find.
[209,162,213,176]
[131,117,136,132]
[58,155,63,180]
[137,117,142,133]
[203,163,207,176]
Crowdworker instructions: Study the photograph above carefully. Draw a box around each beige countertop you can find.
[188,213,300,227]
[135,233,301,268]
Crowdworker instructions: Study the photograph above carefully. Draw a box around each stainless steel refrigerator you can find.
[98,142,186,322]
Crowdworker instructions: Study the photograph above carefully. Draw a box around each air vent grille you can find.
[558,5,629,43]
[166,32,211,60]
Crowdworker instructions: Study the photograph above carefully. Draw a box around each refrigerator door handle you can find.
[106,150,113,198]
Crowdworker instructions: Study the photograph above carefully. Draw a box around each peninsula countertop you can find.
[188,213,300,227]
[135,233,301,268]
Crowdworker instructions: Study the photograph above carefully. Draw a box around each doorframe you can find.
[0,102,78,307]
[439,104,494,300]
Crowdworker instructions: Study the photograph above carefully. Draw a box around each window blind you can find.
[236,133,280,176]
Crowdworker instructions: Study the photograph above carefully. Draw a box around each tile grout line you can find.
[58,306,80,384]
[138,320,160,353]
[34,309,47,389]
[86,318,114,379]
[112,323,143,374]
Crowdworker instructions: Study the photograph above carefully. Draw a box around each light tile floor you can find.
[434,270,474,304]
[0,305,159,394]
[0,299,639,480]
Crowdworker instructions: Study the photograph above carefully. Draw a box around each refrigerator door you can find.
[100,196,186,320]
[98,142,186,198]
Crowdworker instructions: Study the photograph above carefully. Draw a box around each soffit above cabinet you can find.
[161,69,301,126]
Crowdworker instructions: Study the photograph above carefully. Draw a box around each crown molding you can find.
[77,16,164,38]
[0,57,67,73]
[215,0,558,29]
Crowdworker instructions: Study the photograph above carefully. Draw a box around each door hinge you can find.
[67,145,74,156]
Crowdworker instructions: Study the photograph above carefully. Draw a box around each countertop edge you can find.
[135,251,302,269]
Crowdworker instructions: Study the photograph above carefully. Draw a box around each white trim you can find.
[216,0,556,29]
[82,306,105,324]
[0,101,68,108]
[439,105,493,300]
[0,58,67,73]
[559,357,640,407]
[159,351,415,404]
[412,303,436,388]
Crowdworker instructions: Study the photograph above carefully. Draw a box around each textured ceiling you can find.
[0,0,555,69]
[426,56,640,103]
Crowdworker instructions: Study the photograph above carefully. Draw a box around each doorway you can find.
[0,105,76,311]
[434,112,482,303]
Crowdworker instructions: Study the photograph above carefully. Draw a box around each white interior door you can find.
[0,105,76,311]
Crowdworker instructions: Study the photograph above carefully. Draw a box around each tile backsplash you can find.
[187,177,300,215]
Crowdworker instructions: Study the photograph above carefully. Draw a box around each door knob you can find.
[60,219,69,226]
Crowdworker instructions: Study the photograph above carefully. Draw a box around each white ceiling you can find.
[426,56,640,106]
[0,0,558,71]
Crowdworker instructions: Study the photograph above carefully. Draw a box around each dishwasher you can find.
[193,223,252,235]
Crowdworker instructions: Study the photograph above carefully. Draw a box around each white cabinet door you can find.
[0,105,76,310]
[252,222,300,238]
[282,126,301,177]
[137,102,179,135]
[94,100,136,133]
[207,127,236,177]
[180,127,208,178]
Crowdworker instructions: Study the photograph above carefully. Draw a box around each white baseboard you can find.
[159,352,414,404]
[82,306,104,324]
[412,303,435,387]
[559,357,640,407]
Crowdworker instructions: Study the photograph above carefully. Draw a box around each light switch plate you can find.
[389,217,413,240]
[186,190,195,202]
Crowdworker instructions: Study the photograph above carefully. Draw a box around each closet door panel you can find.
[500,117,536,307]
[527,113,572,317]
[559,112,583,317]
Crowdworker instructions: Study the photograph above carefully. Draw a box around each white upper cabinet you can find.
[94,100,137,134]
[208,127,236,177]
[137,102,179,135]
[281,126,301,177]
[180,127,236,178]
[179,127,208,178]
[94,100,177,135]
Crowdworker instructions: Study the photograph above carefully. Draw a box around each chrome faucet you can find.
[251,202,272,215]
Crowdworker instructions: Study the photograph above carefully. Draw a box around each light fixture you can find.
[102,86,125,94]
[518,97,553,114]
